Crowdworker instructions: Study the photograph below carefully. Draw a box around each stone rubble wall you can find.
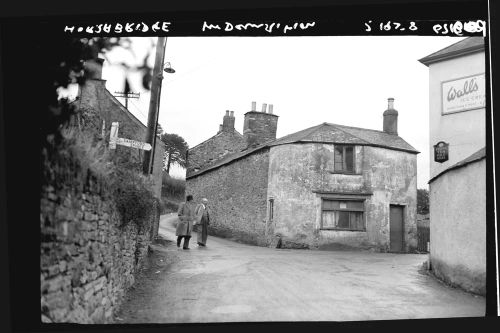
[40,176,152,323]
[186,149,271,246]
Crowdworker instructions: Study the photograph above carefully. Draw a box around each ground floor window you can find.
[321,199,365,231]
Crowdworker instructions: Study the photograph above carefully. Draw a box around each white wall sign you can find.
[441,73,486,115]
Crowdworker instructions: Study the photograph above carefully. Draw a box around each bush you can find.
[44,111,158,232]
[161,172,185,199]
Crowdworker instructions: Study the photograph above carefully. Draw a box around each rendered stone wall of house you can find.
[429,159,486,295]
[186,149,272,246]
[267,143,417,251]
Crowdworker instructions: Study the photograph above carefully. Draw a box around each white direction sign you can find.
[109,122,152,151]
[116,137,152,151]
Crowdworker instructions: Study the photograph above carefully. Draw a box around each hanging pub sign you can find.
[441,73,486,115]
[434,141,449,163]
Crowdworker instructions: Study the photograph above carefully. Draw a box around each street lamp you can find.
[163,62,176,74]
[143,36,175,175]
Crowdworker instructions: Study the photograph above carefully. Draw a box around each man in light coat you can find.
[195,198,211,247]
[176,194,197,250]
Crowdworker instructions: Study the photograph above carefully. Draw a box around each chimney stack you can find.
[222,110,235,132]
[243,101,279,147]
[383,97,398,135]
[83,57,104,80]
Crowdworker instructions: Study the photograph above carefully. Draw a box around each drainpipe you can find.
[427,241,431,270]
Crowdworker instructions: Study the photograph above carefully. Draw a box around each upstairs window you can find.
[334,145,354,173]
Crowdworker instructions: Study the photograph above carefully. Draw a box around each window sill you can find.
[320,228,366,232]
[328,171,361,175]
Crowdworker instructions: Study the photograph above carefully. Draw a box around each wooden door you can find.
[389,205,404,252]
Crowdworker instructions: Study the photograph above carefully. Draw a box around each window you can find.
[321,199,365,231]
[334,145,354,173]
[269,198,274,221]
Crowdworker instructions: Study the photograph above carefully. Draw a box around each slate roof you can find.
[187,122,419,179]
[428,147,486,184]
[269,122,419,153]
[419,37,485,66]
[189,129,244,151]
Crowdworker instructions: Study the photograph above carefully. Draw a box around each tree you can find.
[156,123,164,136]
[160,133,189,174]
[417,188,429,215]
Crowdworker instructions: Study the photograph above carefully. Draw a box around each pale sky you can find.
[68,36,467,187]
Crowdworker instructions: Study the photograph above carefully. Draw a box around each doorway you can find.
[389,205,404,252]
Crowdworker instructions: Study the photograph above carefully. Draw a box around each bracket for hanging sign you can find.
[109,122,152,151]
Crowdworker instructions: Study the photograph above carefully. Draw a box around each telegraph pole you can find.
[142,37,167,175]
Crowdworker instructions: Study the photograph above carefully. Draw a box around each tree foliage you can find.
[417,188,429,215]
[160,133,189,173]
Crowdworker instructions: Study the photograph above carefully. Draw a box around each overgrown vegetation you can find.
[39,36,160,231]
[161,172,185,198]
[417,188,430,215]
[159,171,185,214]
[42,105,158,232]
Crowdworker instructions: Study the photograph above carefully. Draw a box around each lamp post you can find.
[149,62,175,174]
[142,37,175,175]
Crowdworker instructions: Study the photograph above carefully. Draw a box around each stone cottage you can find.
[186,100,419,252]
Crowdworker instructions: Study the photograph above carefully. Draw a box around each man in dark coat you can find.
[176,194,196,250]
[195,198,211,247]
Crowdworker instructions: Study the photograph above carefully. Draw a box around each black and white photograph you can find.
[0,0,498,330]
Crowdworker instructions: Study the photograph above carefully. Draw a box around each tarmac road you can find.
[115,213,485,323]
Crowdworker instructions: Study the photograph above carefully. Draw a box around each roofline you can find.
[188,129,244,151]
[187,139,419,179]
[244,110,279,117]
[186,144,270,179]
[271,141,420,154]
[428,151,485,184]
[418,43,484,67]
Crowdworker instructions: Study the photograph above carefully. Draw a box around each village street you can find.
[115,214,485,323]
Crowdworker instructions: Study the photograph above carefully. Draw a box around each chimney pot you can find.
[251,101,256,111]
[230,111,234,117]
[262,103,267,113]
[388,98,395,110]
[268,104,274,114]
[222,110,235,132]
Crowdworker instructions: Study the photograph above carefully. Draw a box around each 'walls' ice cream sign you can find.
[442,73,486,114]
